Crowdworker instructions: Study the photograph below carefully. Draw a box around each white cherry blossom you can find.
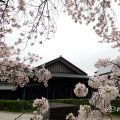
[74,83,88,97]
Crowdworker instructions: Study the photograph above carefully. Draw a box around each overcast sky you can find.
[4,1,120,76]
[16,11,118,76]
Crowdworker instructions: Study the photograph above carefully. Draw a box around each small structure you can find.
[0,56,89,100]
[95,64,114,76]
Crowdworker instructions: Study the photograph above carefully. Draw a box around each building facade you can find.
[0,56,90,100]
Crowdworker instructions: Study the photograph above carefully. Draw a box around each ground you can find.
[0,111,120,120]
[0,111,32,120]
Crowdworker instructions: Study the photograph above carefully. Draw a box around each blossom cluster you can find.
[89,57,120,113]
[88,76,102,89]
[33,65,52,87]
[0,59,31,89]
[30,97,49,120]
[30,114,43,120]
[94,58,110,68]
[99,85,119,101]
[0,59,51,89]
[78,105,91,119]
[0,42,11,58]
[64,0,120,48]
[67,56,120,120]
[74,83,88,97]
[0,39,52,89]
[66,105,103,120]
[0,0,59,46]
[66,113,76,120]
[33,97,49,114]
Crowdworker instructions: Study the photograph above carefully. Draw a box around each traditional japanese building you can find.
[0,56,90,100]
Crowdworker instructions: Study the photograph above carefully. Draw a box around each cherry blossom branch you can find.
[0,0,9,19]
[14,113,24,120]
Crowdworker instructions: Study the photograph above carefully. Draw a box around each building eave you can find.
[0,83,13,90]
[51,73,89,79]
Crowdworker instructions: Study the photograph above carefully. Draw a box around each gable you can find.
[46,61,78,74]
[37,56,87,75]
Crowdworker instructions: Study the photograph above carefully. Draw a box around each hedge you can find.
[0,99,89,112]
[49,98,89,106]
[0,99,119,115]
[0,100,33,112]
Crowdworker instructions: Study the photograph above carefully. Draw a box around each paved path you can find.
[0,111,32,120]
[0,111,120,120]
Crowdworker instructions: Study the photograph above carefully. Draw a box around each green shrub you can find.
[49,98,89,106]
[0,99,89,112]
[0,100,33,112]
[0,98,119,115]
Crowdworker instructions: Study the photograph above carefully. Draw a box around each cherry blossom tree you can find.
[0,1,53,119]
[66,56,120,120]
[0,0,54,89]
[0,0,120,48]
[0,0,120,88]
[0,44,51,120]
[0,1,120,120]
[64,0,120,48]
[0,39,51,120]
[0,41,52,90]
